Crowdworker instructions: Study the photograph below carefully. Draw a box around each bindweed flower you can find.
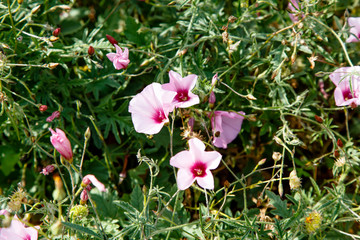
[129,83,176,134]
[0,215,39,240]
[346,17,360,43]
[170,138,222,190]
[82,174,106,192]
[210,111,245,149]
[329,66,360,106]
[162,70,200,108]
[288,0,303,23]
[49,128,73,162]
[40,165,55,175]
[106,44,130,70]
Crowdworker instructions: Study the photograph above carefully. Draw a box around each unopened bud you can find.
[53,28,61,37]
[315,115,323,123]
[246,94,257,100]
[278,182,283,197]
[272,152,282,162]
[50,220,62,236]
[84,127,91,140]
[39,105,48,112]
[88,46,95,55]
[228,16,237,23]
[273,136,283,145]
[49,36,59,42]
[291,52,296,65]
[80,190,88,205]
[48,63,59,69]
[17,0,23,4]
[211,73,218,86]
[31,5,41,14]
[258,158,266,165]
[209,92,216,108]
[106,34,118,46]
[40,165,55,175]
[178,49,187,56]
[337,138,343,148]
[334,150,340,158]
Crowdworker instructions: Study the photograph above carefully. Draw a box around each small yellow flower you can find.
[305,211,322,233]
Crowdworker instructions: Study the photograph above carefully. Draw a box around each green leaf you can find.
[266,190,292,218]
[114,200,139,216]
[0,146,21,176]
[130,185,144,212]
[309,177,321,197]
[62,222,102,239]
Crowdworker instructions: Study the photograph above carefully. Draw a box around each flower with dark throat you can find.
[170,138,222,190]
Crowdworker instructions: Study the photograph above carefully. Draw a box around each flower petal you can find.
[170,150,194,169]
[83,174,106,192]
[196,171,214,189]
[176,168,195,190]
[106,53,116,62]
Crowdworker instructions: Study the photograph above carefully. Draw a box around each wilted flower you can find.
[289,170,301,190]
[0,215,39,240]
[329,66,360,106]
[305,211,322,233]
[335,157,346,167]
[210,111,245,149]
[170,138,222,190]
[52,174,66,201]
[106,44,130,70]
[129,83,176,134]
[162,70,200,108]
[346,17,360,43]
[49,128,73,162]
[40,165,55,175]
[80,189,89,205]
[82,174,106,192]
[46,111,60,122]
[8,188,27,212]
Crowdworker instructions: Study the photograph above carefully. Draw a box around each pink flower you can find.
[162,70,200,108]
[211,111,245,149]
[106,44,130,70]
[49,128,73,161]
[346,17,360,43]
[129,82,177,134]
[40,165,55,175]
[0,215,39,240]
[329,66,360,106]
[170,138,222,190]
[211,73,218,86]
[288,0,303,23]
[82,174,106,192]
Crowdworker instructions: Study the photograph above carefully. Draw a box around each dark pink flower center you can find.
[343,88,358,100]
[24,234,31,240]
[175,90,189,102]
[191,162,207,178]
[153,109,167,123]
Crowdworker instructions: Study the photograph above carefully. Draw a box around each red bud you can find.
[314,115,323,123]
[334,150,340,158]
[351,102,357,109]
[337,139,343,148]
[39,105,48,112]
[88,46,95,55]
[53,28,61,37]
[106,34,118,46]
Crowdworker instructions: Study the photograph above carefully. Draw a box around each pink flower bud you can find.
[53,28,61,37]
[82,174,106,192]
[209,91,216,108]
[49,128,73,162]
[211,73,218,86]
[80,190,88,204]
[46,111,61,123]
[106,34,118,46]
[40,165,55,175]
[39,105,48,112]
[88,46,95,55]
